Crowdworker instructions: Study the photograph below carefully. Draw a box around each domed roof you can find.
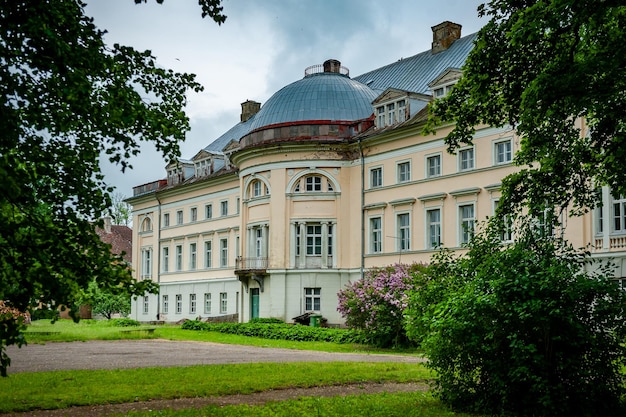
[249,64,378,131]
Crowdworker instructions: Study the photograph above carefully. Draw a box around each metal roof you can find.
[204,115,256,153]
[353,32,477,95]
[248,72,378,131]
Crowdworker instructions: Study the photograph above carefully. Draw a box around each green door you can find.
[250,288,260,319]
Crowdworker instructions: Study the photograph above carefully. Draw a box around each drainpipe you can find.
[155,192,162,322]
[358,138,365,277]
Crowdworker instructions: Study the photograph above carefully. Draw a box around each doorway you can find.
[250,288,260,319]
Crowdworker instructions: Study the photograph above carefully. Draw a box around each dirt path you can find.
[4,340,428,416]
[6,339,425,373]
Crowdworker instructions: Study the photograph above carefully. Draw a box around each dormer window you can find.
[195,159,209,177]
[375,98,408,128]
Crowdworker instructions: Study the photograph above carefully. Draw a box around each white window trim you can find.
[396,160,411,183]
[369,166,383,188]
[396,211,411,252]
[457,202,476,246]
[458,147,475,172]
[493,138,513,165]
[369,216,383,254]
[425,207,442,249]
[425,153,442,178]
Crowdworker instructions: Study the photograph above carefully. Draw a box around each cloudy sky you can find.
[85,0,485,198]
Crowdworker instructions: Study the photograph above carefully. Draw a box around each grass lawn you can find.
[4,320,478,416]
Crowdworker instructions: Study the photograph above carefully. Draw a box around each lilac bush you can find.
[337,263,428,347]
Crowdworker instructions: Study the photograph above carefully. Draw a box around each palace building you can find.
[127,21,625,324]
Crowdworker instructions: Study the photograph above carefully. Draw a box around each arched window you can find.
[290,174,338,193]
[140,217,152,232]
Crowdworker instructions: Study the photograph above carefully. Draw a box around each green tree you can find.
[0,0,225,376]
[427,1,626,215]
[108,192,132,226]
[406,222,626,416]
[80,279,131,320]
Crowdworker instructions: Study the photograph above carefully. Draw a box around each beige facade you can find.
[128,23,626,325]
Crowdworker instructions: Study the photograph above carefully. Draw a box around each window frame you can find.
[175,244,183,271]
[163,212,170,227]
[396,160,411,183]
[304,287,321,311]
[189,242,197,270]
[189,293,197,314]
[176,210,183,225]
[162,294,169,314]
[370,216,382,254]
[426,153,442,178]
[204,293,211,314]
[370,166,383,188]
[162,247,169,272]
[397,212,411,251]
[458,147,475,172]
[426,208,441,249]
[175,294,182,314]
[494,139,513,165]
[220,238,228,267]
[205,204,213,219]
[220,200,228,217]
[204,240,212,268]
[190,207,198,222]
[459,203,476,245]
[220,292,227,314]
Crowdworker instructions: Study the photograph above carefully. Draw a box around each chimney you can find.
[431,21,462,54]
[102,216,112,234]
[323,59,341,73]
[241,100,261,122]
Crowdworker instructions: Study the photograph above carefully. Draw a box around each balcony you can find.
[235,257,268,273]
[235,257,268,293]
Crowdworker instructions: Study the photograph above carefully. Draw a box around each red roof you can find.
[95,223,133,264]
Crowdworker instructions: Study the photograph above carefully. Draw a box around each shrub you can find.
[181,320,368,344]
[337,263,428,347]
[407,222,626,416]
[108,318,140,327]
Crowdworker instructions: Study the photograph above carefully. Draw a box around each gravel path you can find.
[5,339,425,374]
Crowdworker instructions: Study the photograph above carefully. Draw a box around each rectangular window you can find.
[494,200,513,242]
[204,293,211,314]
[176,210,183,225]
[175,294,182,314]
[189,243,197,270]
[204,241,212,268]
[162,295,169,314]
[434,87,444,97]
[426,208,441,249]
[377,106,385,127]
[306,176,322,191]
[175,245,183,271]
[190,207,198,222]
[459,204,475,244]
[220,238,228,267]
[162,247,169,272]
[397,100,406,123]
[205,204,213,219]
[370,167,382,188]
[189,293,196,314]
[397,161,411,183]
[613,197,626,232]
[220,200,228,216]
[163,213,170,227]
[495,139,512,164]
[426,154,441,177]
[397,213,410,251]
[141,249,152,278]
[387,103,396,125]
[306,225,323,255]
[459,148,474,171]
[220,292,227,314]
[143,296,149,314]
[370,217,382,253]
[305,287,321,311]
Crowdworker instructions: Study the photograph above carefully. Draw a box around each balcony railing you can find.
[235,257,268,272]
